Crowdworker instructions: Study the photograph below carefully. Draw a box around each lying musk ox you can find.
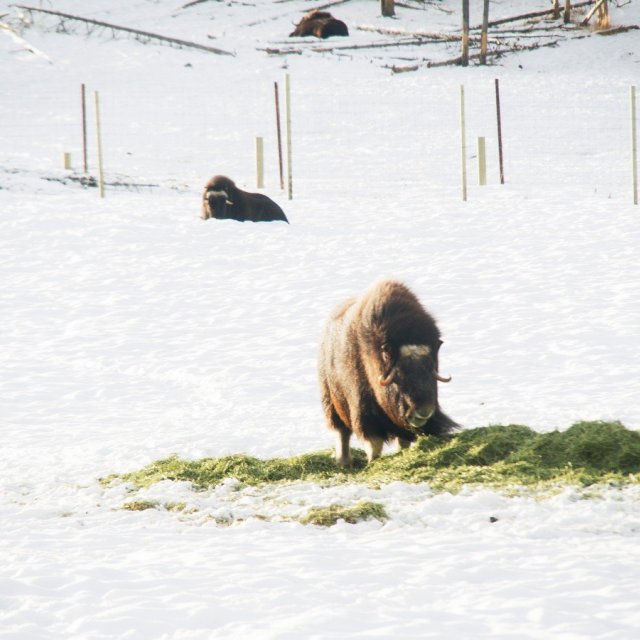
[289,10,349,39]
[318,280,458,467]
[201,176,288,223]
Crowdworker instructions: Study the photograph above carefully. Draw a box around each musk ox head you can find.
[377,341,451,432]
[201,188,233,220]
[201,175,237,221]
[359,280,452,435]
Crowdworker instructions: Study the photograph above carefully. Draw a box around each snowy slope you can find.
[1,1,640,638]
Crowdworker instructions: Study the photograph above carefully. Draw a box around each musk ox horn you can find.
[379,367,396,387]
[436,372,452,383]
[204,189,234,205]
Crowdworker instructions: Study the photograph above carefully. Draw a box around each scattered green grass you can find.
[103,421,640,494]
[122,500,159,511]
[165,501,189,512]
[299,501,388,526]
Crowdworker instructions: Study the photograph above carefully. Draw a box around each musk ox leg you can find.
[335,426,353,468]
[397,437,412,451]
[363,437,384,463]
[320,384,354,467]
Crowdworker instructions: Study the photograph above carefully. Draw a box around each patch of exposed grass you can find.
[103,421,640,493]
[299,501,388,526]
[122,500,159,511]
[165,501,189,512]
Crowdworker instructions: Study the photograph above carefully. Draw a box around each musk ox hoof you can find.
[364,437,384,463]
[335,454,354,469]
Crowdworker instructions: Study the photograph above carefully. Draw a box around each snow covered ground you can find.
[1,1,640,638]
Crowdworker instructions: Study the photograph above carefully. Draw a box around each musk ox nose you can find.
[408,404,435,430]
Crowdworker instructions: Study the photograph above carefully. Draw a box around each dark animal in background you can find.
[290,10,349,39]
[318,280,458,467]
[201,175,288,223]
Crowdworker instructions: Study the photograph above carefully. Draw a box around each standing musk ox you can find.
[290,10,349,39]
[201,175,288,223]
[318,280,458,467]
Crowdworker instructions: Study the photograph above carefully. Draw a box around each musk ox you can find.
[290,10,349,39]
[201,175,288,223]
[318,280,458,467]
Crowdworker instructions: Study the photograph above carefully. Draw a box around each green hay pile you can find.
[103,421,640,493]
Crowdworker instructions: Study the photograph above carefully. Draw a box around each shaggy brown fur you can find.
[318,280,458,466]
[289,10,349,39]
[201,175,288,223]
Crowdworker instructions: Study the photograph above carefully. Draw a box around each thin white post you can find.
[256,136,264,188]
[94,91,105,199]
[478,137,487,186]
[632,86,638,205]
[81,83,88,173]
[274,82,284,191]
[460,85,467,201]
[495,78,505,184]
[285,73,293,200]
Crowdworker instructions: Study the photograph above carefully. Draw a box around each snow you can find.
[1,1,640,638]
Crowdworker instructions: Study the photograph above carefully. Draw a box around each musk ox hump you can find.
[205,175,236,192]
[361,280,441,352]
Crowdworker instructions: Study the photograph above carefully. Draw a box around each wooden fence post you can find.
[63,152,72,171]
[632,86,638,205]
[552,0,560,19]
[256,137,264,188]
[564,0,571,24]
[495,78,505,185]
[480,0,490,65]
[598,0,610,29]
[381,0,395,18]
[274,82,284,191]
[461,0,470,67]
[94,91,105,198]
[460,85,467,201]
